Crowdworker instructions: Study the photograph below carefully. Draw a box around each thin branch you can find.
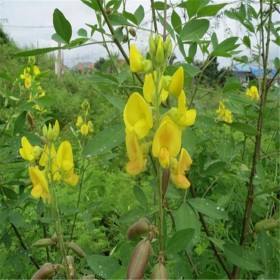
[189,186,232,279]
[96,0,143,85]
[150,0,158,34]
[11,223,40,269]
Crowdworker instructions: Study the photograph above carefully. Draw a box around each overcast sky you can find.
[1,0,279,68]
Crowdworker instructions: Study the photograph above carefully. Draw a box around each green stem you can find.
[47,144,71,279]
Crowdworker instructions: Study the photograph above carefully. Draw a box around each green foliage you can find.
[1,0,280,279]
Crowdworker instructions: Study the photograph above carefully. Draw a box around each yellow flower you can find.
[81,124,89,136]
[87,121,94,133]
[20,67,32,89]
[152,117,181,168]
[216,101,233,123]
[170,148,192,189]
[167,91,196,129]
[76,116,84,127]
[246,86,259,100]
[56,141,79,186]
[124,92,153,139]
[130,44,144,73]
[33,65,40,76]
[29,166,50,204]
[168,66,184,97]
[125,131,147,175]
[19,136,42,162]
[143,73,155,103]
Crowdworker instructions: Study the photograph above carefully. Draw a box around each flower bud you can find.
[143,59,153,73]
[149,34,156,56]
[126,238,151,280]
[31,263,56,279]
[155,37,165,66]
[32,238,56,247]
[151,263,168,279]
[163,37,172,59]
[67,241,86,258]
[127,218,150,240]
[129,27,136,37]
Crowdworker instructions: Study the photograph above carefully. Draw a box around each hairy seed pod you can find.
[255,219,280,232]
[67,241,86,258]
[126,238,151,280]
[151,263,168,279]
[31,263,56,279]
[64,256,75,279]
[32,238,56,247]
[27,112,35,129]
[127,218,150,240]
[51,233,58,243]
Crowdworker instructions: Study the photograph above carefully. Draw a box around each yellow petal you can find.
[81,124,89,135]
[143,73,155,103]
[57,141,74,171]
[76,116,84,127]
[130,44,144,73]
[29,166,50,203]
[124,92,153,139]
[169,66,184,97]
[39,144,56,167]
[64,169,79,186]
[152,118,181,168]
[126,132,146,175]
[19,136,34,162]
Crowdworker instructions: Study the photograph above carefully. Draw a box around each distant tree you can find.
[0,27,11,45]
[94,57,106,70]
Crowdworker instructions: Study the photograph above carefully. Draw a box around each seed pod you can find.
[162,167,170,200]
[129,27,136,37]
[27,112,35,129]
[31,263,56,279]
[67,241,86,258]
[151,263,168,279]
[255,219,280,232]
[63,256,75,279]
[106,8,113,15]
[32,238,56,247]
[127,218,150,240]
[126,238,151,280]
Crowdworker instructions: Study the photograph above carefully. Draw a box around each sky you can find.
[1,0,279,68]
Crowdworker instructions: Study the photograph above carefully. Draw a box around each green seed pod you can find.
[127,218,150,240]
[151,263,168,279]
[32,238,56,247]
[126,239,151,280]
[129,27,136,37]
[255,219,280,232]
[31,263,56,280]
[67,241,86,258]
[106,8,113,15]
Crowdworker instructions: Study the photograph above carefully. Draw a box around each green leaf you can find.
[223,244,262,271]
[183,63,201,77]
[123,11,137,25]
[211,32,218,48]
[225,10,244,22]
[87,254,121,279]
[53,8,72,43]
[222,76,241,93]
[134,5,145,25]
[178,0,209,19]
[180,19,209,41]
[14,111,26,134]
[197,3,228,17]
[212,37,239,57]
[257,231,273,271]
[78,28,88,37]
[83,124,125,157]
[204,161,226,176]
[171,10,182,34]
[243,35,251,48]
[165,228,195,254]
[188,198,228,219]
[108,14,131,26]
[15,47,62,57]
[177,34,187,59]
[152,1,170,10]
[10,211,23,228]
[133,186,148,210]
[274,57,280,70]
[231,122,258,136]
[81,0,99,11]
[188,43,197,62]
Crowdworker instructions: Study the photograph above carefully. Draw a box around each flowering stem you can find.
[47,145,71,279]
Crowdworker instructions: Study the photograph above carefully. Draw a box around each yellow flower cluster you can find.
[76,99,94,136]
[246,85,259,100]
[20,57,46,112]
[19,120,79,203]
[216,101,233,123]
[123,35,196,189]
